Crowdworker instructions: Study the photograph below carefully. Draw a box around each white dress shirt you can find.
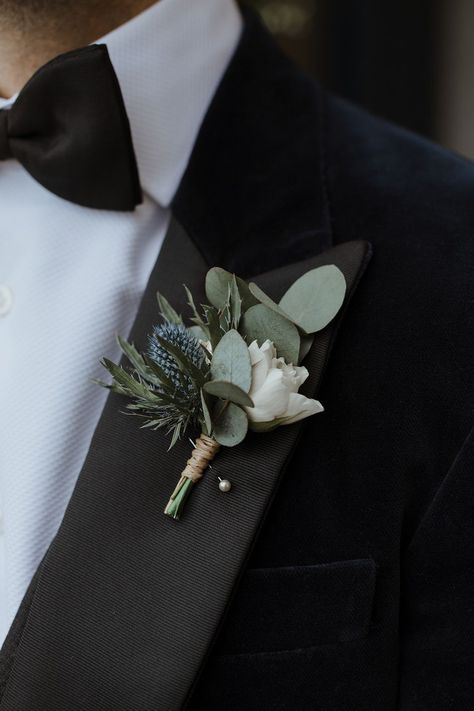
[0,0,242,644]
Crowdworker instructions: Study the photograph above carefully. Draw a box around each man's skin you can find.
[0,0,157,97]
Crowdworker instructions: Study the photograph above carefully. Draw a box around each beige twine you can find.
[181,433,220,483]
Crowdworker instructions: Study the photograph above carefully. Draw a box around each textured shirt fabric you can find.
[0,0,242,644]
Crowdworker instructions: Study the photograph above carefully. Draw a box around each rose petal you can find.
[246,368,290,422]
[280,393,324,425]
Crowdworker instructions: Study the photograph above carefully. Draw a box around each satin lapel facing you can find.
[0,219,371,711]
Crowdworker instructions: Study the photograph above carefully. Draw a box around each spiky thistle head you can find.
[148,323,204,393]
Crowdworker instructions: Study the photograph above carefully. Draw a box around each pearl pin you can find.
[218,478,232,493]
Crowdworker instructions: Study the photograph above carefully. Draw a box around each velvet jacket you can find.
[0,9,473,711]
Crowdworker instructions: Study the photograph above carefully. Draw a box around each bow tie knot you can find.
[0,45,142,211]
[0,110,13,161]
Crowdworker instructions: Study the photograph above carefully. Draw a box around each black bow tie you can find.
[0,45,142,211]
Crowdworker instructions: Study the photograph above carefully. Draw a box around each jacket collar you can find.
[172,8,332,276]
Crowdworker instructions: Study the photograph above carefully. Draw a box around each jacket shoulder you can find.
[324,91,474,250]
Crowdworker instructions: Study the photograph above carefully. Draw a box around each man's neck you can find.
[0,0,158,97]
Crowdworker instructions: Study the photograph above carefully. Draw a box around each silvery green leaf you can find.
[203,304,223,350]
[279,265,346,334]
[101,358,159,400]
[203,380,254,407]
[206,267,259,312]
[240,304,300,365]
[213,402,248,447]
[156,292,183,325]
[189,325,208,342]
[210,328,252,392]
[206,267,233,310]
[230,275,242,329]
[184,285,210,339]
[248,282,292,320]
[117,336,160,386]
[200,389,213,435]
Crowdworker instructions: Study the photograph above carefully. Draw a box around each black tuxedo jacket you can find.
[1,10,474,711]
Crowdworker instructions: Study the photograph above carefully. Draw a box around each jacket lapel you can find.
[0,217,370,711]
[0,10,372,710]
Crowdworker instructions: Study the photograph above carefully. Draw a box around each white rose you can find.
[245,340,324,430]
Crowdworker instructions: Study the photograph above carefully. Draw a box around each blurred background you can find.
[245,0,474,160]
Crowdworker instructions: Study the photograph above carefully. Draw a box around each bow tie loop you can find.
[0,45,142,211]
[0,110,13,161]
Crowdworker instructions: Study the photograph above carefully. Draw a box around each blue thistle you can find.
[148,323,204,393]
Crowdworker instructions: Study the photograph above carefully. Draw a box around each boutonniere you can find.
[98,265,346,520]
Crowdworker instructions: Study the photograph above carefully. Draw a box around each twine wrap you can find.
[182,434,220,482]
[164,433,221,519]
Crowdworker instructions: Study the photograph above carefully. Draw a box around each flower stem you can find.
[164,433,220,520]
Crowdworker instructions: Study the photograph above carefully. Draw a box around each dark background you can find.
[246,0,474,160]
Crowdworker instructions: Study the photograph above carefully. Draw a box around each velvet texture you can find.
[1,8,473,710]
[173,11,474,711]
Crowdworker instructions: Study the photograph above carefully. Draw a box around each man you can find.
[0,0,473,708]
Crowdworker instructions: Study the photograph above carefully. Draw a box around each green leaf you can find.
[142,354,177,393]
[184,285,210,339]
[101,358,159,400]
[203,380,254,407]
[206,267,259,312]
[248,282,291,320]
[240,304,300,364]
[189,325,207,342]
[210,328,252,392]
[200,389,213,435]
[279,265,346,334]
[213,402,248,447]
[156,292,183,325]
[116,336,161,387]
[203,304,223,350]
[230,275,242,329]
[154,334,206,386]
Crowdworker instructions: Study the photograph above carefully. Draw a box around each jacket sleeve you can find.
[399,424,474,709]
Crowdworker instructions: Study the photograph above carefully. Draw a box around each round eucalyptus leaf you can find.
[279,265,346,334]
[240,304,300,365]
[210,329,252,392]
[213,402,248,447]
[203,380,254,407]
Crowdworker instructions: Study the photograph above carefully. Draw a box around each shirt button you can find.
[0,285,13,317]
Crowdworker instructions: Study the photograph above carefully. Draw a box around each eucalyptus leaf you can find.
[213,402,248,447]
[248,282,291,320]
[203,380,254,407]
[156,292,183,325]
[189,325,208,342]
[210,328,252,392]
[230,275,242,329]
[205,268,233,310]
[279,265,346,334]
[206,267,259,312]
[240,304,300,365]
